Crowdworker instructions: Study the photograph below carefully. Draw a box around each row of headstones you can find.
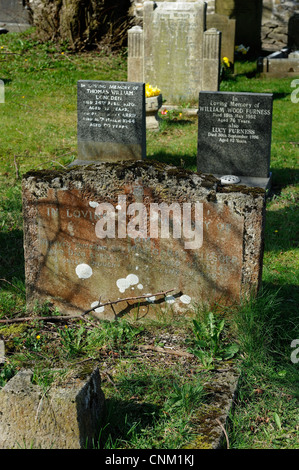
[22,80,271,319]
[76,80,273,190]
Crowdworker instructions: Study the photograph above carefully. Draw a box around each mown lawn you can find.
[0,29,298,449]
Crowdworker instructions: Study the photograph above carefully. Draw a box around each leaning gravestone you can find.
[197,91,273,189]
[22,161,266,320]
[74,80,146,166]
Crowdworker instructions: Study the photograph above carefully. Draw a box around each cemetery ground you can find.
[0,30,298,450]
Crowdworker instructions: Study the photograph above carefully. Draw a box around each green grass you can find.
[0,30,298,449]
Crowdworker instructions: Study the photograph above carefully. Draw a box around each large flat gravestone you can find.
[22,162,265,321]
[75,80,146,165]
[197,91,273,189]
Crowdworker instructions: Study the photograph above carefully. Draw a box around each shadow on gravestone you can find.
[22,161,266,321]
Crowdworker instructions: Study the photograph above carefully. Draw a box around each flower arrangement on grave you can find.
[145,83,161,97]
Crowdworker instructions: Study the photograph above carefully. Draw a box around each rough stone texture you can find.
[207,13,236,65]
[197,91,273,187]
[22,161,265,321]
[75,80,146,165]
[128,1,221,105]
[0,368,105,449]
[184,365,240,449]
[262,0,299,51]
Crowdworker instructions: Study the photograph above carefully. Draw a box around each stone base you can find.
[214,173,272,191]
[0,368,105,449]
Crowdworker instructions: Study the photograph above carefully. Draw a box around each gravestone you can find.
[197,91,273,189]
[0,0,31,32]
[73,80,146,166]
[207,13,236,65]
[128,1,221,104]
[0,368,105,449]
[257,50,299,78]
[22,161,265,321]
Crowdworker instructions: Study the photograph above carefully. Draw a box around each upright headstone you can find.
[197,91,273,189]
[22,161,265,321]
[128,1,221,104]
[74,80,146,166]
[207,13,236,65]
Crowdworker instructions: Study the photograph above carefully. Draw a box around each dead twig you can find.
[138,344,194,359]
[215,418,230,449]
[14,155,19,179]
[0,278,24,294]
[81,288,176,316]
[0,289,176,325]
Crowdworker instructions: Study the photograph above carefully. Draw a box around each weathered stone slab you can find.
[139,1,220,104]
[0,368,105,449]
[197,91,273,188]
[22,161,265,320]
[75,80,146,165]
[207,13,236,65]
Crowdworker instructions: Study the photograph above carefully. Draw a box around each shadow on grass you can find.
[147,151,197,170]
[0,229,24,282]
[98,397,161,449]
[264,200,298,252]
[270,167,299,189]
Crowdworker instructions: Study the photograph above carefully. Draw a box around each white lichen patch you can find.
[75,263,93,279]
[89,201,99,208]
[146,294,156,303]
[165,295,176,304]
[90,301,104,313]
[116,274,140,293]
[137,283,143,290]
[180,294,191,304]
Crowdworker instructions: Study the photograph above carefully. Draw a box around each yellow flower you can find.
[222,57,230,67]
[145,83,160,97]
[36,335,40,340]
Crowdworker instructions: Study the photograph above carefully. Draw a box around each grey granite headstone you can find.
[74,80,146,165]
[197,91,273,189]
